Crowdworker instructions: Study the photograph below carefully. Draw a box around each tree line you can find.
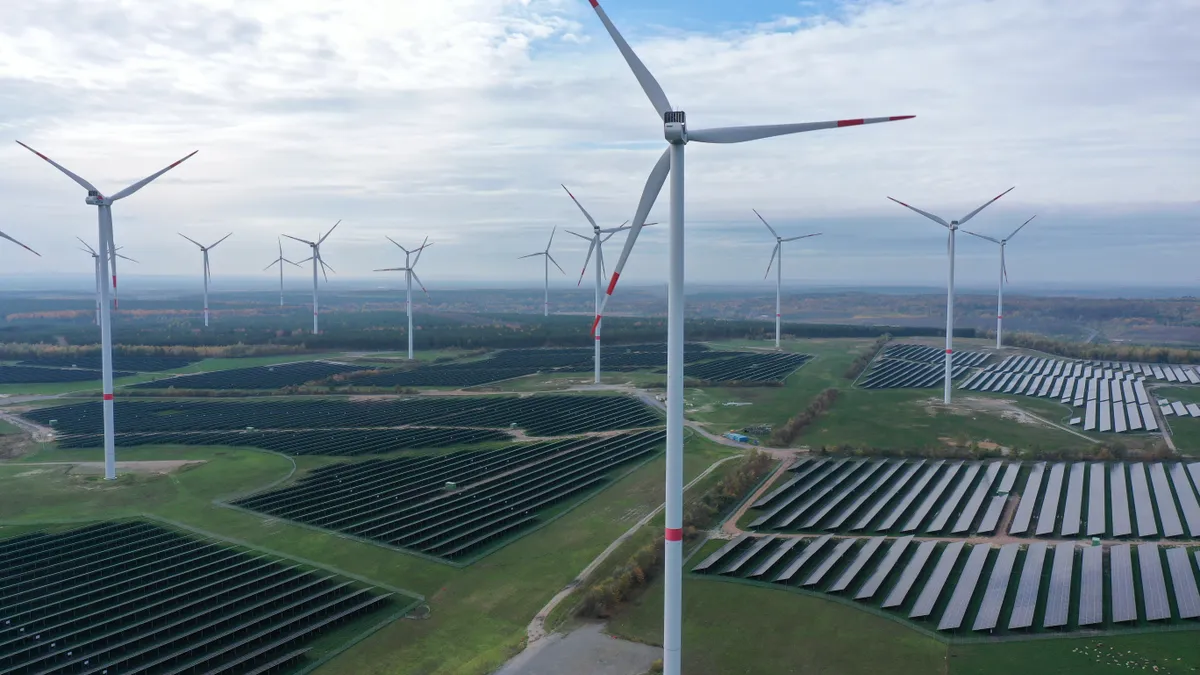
[769,388,840,447]
[1001,332,1200,364]
[843,334,891,380]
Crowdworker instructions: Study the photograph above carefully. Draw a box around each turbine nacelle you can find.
[664,111,687,144]
[85,190,109,206]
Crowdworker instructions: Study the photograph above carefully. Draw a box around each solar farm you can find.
[0,521,402,674]
[857,343,990,389]
[959,355,1200,432]
[0,364,135,384]
[129,360,370,390]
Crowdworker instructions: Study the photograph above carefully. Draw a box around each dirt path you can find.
[10,460,205,474]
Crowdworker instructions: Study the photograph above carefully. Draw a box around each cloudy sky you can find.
[1,0,1196,293]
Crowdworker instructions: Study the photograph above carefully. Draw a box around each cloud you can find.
[0,0,1196,292]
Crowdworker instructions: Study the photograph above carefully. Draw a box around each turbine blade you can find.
[76,236,97,256]
[1002,255,1009,284]
[178,233,205,248]
[295,256,314,264]
[282,234,316,246]
[15,141,99,193]
[285,258,302,267]
[412,237,431,267]
[566,229,593,241]
[561,184,600,230]
[546,225,557,250]
[410,269,429,297]
[957,187,1015,225]
[110,150,198,201]
[547,253,566,275]
[588,1,672,118]
[208,232,233,249]
[782,233,821,242]
[598,238,607,280]
[278,237,283,258]
[115,253,137,263]
[374,267,407,272]
[752,209,779,238]
[320,258,335,275]
[386,235,408,253]
[265,259,280,271]
[887,196,951,228]
[689,116,914,144]
[1008,215,1036,240]
[764,243,779,279]
[594,146,670,334]
[519,252,544,259]
[601,231,620,243]
[577,237,597,287]
[318,219,341,244]
[961,229,1000,244]
[0,230,40,256]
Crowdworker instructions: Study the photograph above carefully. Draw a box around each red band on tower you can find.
[665,527,682,542]
[945,349,953,354]
[103,393,114,400]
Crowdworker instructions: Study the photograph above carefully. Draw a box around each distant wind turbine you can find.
[753,209,820,350]
[283,221,340,334]
[888,187,1014,403]
[963,215,1036,350]
[520,226,565,317]
[78,237,135,325]
[376,237,432,360]
[179,232,232,327]
[18,140,197,481]
[265,237,302,307]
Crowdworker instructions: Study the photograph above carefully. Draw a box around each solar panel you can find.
[1167,547,1200,619]
[1086,462,1107,536]
[1173,401,1188,417]
[852,461,926,531]
[750,459,846,526]
[693,533,751,573]
[1036,463,1067,535]
[773,460,869,527]
[952,462,1002,533]
[803,537,857,587]
[1009,463,1046,535]
[1143,403,1160,431]
[1061,463,1085,536]
[879,461,945,531]
[830,536,886,592]
[1086,378,1097,400]
[903,462,964,532]
[1072,363,1082,377]
[1149,463,1184,537]
[827,461,905,530]
[1037,376,1053,397]
[973,543,1018,631]
[1059,376,1075,401]
[882,540,937,609]
[1188,403,1200,418]
[1100,378,1111,401]
[1138,543,1171,621]
[1129,463,1158,537]
[997,463,1020,493]
[1043,543,1075,628]
[1135,380,1149,404]
[1110,544,1137,623]
[1099,400,1113,432]
[1126,402,1143,430]
[1008,374,1029,394]
[1152,366,1165,380]
[801,460,887,528]
[1050,377,1064,399]
[752,458,826,509]
[1026,375,1043,396]
[1008,542,1048,629]
[976,496,1007,534]
[1078,545,1103,626]
[1168,463,1200,537]
[1123,380,1135,402]
[773,534,832,582]
[937,544,989,630]
[1112,380,1124,403]
[927,463,982,533]
[1052,361,1065,377]
[748,537,800,578]
[1111,463,1132,537]
[856,536,912,600]
[910,542,965,619]
[1113,401,1128,433]
[720,535,777,575]
[1083,399,1098,431]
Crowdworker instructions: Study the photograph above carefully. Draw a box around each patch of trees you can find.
[769,388,840,447]
[843,334,891,380]
[1002,332,1200,364]
[575,451,775,619]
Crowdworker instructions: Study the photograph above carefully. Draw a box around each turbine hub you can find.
[85,190,109,206]
[664,111,687,144]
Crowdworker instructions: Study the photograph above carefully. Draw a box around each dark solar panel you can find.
[1170,463,1200,537]
[828,461,905,530]
[927,463,982,533]
[852,460,926,531]
[1110,463,1132,537]
[1167,547,1200,619]
[976,496,1007,535]
[1110,544,1137,623]
[801,460,887,528]
[972,543,1018,631]
[1043,543,1075,628]
[938,544,990,630]
[719,535,776,575]
[1035,463,1067,536]
[902,462,963,532]
[856,536,912,600]
[803,537,856,587]
[1129,463,1159,537]
[830,536,886,592]
[1061,463,1085,536]
[952,462,1002,534]
[910,542,965,619]
[1138,543,1171,621]
[879,461,945,531]
[1148,463,1184,537]
[1009,463,1046,535]
[1086,462,1107,536]
[1078,545,1104,626]
[772,534,832,583]
[882,540,937,609]
[692,533,751,573]
[1008,542,1048,629]
[748,537,800,579]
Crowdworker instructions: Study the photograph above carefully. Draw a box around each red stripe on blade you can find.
[589,0,599,6]
[889,115,916,121]
[103,393,114,400]
[605,272,620,295]
[665,528,682,542]
[590,315,602,335]
[837,119,865,127]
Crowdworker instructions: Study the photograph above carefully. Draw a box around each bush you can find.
[768,388,839,447]
[844,334,891,380]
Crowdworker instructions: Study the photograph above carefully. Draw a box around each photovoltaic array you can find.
[0,364,135,384]
[0,521,394,674]
[129,360,369,390]
[857,343,989,389]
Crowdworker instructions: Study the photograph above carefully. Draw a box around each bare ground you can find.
[11,460,206,475]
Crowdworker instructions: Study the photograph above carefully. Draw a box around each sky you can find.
[0,0,1197,294]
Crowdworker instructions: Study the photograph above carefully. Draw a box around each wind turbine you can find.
[283,221,340,334]
[963,215,1035,350]
[179,232,232,327]
[78,238,135,325]
[265,237,302,307]
[584,4,912,672]
[375,237,432,360]
[887,188,1014,403]
[753,209,821,350]
[519,226,564,317]
[17,141,196,481]
[561,183,640,384]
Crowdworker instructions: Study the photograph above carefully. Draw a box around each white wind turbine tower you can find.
[179,232,232,327]
[18,141,196,481]
[962,215,1035,349]
[584,3,913,672]
[78,238,136,325]
[283,221,340,334]
[375,236,432,360]
[519,227,565,316]
[265,237,302,307]
[753,209,821,350]
[887,187,1014,404]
